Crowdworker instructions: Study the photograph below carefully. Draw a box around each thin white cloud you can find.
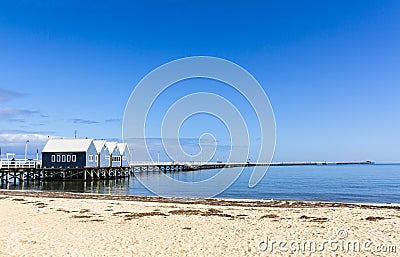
[0,88,25,103]
[105,118,121,123]
[71,118,99,124]
[0,129,54,135]
[0,108,46,119]
[8,118,25,123]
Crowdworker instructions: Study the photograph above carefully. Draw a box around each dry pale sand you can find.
[0,191,399,257]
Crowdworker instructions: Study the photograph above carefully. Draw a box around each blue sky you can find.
[0,0,399,162]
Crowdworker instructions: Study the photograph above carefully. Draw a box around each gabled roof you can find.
[42,138,93,152]
[93,140,107,153]
[117,143,127,153]
[106,142,118,153]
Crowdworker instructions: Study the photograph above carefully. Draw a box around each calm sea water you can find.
[2,164,400,204]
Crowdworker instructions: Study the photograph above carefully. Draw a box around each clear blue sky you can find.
[0,0,399,162]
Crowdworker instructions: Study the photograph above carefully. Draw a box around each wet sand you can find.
[0,190,399,256]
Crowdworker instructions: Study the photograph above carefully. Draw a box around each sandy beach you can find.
[0,191,399,257]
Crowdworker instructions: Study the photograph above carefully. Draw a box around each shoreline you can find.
[1,189,399,210]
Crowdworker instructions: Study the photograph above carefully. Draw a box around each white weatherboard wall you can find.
[93,140,110,168]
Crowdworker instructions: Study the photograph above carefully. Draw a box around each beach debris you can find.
[365,216,385,221]
[260,214,279,219]
[299,215,328,222]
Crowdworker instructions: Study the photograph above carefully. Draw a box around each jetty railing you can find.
[0,159,38,169]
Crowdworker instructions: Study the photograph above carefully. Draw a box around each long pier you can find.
[1,159,374,185]
[135,160,374,171]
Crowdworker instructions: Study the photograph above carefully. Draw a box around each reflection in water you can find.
[2,178,141,195]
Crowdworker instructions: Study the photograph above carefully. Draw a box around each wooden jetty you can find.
[0,158,132,185]
[0,159,38,185]
[1,159,374,185]
[0,160,194,185]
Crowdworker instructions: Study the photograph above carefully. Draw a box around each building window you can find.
[62,155,66,162]
[51,155,55,162]
[57,155,61,162]
[112,156,121,162]
[105,155,110,160]
[67,155,71,162]
[88,155,94,162]
[95,155,98,163]
[72,155,76,162]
